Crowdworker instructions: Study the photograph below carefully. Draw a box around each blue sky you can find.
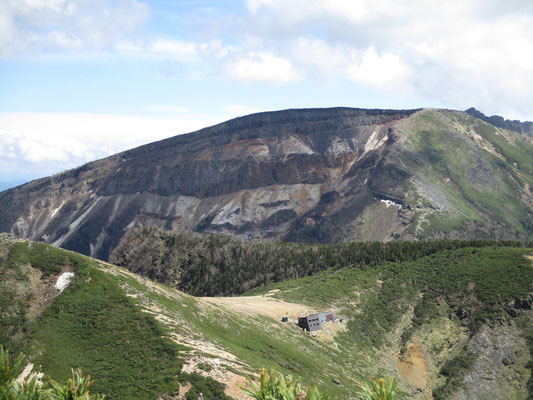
[1,0,533,184]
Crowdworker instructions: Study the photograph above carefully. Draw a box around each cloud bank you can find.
[3,0,532,119]
[0,112,224,181]
[237,0,533,118]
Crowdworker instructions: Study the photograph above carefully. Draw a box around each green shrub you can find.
[112,227,528,297]
[43,369,105,400]
[433,350,477,399]
[0,345,104,400]
[242,368,397,400]
[242,367,329,400]
[178,372,229,400]
[357,377,396,400]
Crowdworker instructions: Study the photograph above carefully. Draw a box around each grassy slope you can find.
[0,240,228,400]
[398,109,533,239]
[1,238,376,398]
[109,266,375,399]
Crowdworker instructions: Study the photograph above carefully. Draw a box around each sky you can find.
[1,0,533,184]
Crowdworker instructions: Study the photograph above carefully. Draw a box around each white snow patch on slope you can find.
[55,272,74,293]
[380,199,402,209]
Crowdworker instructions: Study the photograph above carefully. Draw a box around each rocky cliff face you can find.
[2,107,533,260]
[465,107,533,137]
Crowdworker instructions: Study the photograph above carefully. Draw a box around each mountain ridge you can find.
[465,107,533,137]
[2,107,533,260]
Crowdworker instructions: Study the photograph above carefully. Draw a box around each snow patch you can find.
[380,199,402,209]
[55,272,74,293]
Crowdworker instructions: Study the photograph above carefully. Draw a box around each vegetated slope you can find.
[0,234,229,400]
[1,234,388,399]
[246,247,533,400]
[110,226,531,297]
[3,107,533,260]
[2,234,532,399]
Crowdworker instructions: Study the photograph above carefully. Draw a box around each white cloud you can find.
[345,48,411,89]
[238,0,533,117]
[226,52,301,83]
[18,137,70,163]
[3,0,533,122]
[0,0,149,57]
[0,112,227,181]
[246,0,406,26]
[150,39,198,55]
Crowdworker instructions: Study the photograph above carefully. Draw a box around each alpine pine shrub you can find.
[357,377,396,400]
[242,367,329,400]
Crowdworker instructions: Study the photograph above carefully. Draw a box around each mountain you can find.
[2,107,533,260]
[2,234,532,399]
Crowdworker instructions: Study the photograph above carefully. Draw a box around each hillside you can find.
[109,226,530,297]
[1,234,532,399]
[2,107,533,260]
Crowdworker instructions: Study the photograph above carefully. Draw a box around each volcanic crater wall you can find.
[3,106,533,260]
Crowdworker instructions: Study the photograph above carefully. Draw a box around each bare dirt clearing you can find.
[200,292,315,322]
[397,338,432,399]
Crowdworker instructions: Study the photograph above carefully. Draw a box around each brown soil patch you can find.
[2,264,71,323]
[397,338,432,398]
[311,320,347,342]
[181,354,250,399]
[201,295,345,343]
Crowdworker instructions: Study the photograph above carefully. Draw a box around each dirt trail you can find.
[396,338,432,399]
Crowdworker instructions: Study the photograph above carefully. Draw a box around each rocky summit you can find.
[2,107,533,260]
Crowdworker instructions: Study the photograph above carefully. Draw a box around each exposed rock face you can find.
[452,322,532,400]
[2,107,533,260]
